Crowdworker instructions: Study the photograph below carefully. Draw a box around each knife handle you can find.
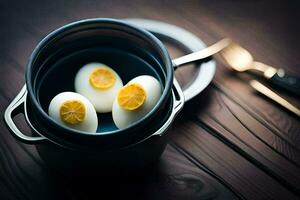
[268,70,300,96]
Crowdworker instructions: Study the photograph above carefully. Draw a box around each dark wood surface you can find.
[0,0,299,199]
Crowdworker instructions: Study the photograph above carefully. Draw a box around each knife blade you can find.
[249,80,300,117]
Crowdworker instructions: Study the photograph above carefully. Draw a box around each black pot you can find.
[4,18,185,175]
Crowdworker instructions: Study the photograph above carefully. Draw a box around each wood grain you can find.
[170,119,298,200]
[183,86,300,193]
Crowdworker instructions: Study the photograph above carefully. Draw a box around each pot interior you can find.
[28,19,173,134]
[37,47,163,132]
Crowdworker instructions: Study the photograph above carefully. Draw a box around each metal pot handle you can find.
[151,77,185,136]
[4,85,46,143]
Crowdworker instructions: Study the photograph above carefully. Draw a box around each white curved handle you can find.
[4,85,46,144]
[172,38,231,67]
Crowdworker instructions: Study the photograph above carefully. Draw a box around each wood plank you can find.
[0,0,73,36]
[213,71,300,146]
[215,81,300,157]
[181,84,300,193]
[0,22,40,70]
[0,57,24,100]
[172,0,300,74]
[170,119,299,199]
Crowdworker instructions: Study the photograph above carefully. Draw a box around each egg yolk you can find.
[60,100,86,124]
[89,67,116,90]
[117,83,146,110]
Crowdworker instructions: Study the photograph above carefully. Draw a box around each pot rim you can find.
[25,18,174,137]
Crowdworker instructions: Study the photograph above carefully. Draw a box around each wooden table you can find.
[0,0,299,199]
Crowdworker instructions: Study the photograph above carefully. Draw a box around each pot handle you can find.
[4,85,47,144]
[152,78,185,136]
[172,78,185,114]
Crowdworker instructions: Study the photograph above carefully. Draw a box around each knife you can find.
[251,62,300,96]
[249,80,300,117]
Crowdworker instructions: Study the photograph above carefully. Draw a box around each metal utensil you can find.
[250,80,300,117]
[172,38,231,67]
[221,42,300,96]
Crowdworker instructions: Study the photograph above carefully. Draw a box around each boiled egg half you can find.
[48,92,98,132]
[75,63,123,113]
[112,75,162,129]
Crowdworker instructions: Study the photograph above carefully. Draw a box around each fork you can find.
[220,41,300,96]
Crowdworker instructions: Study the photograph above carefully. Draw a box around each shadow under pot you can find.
[4,18,185,175]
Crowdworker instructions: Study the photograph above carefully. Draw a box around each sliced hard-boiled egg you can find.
[112,75,162,129]
[48,92,98,132]
[75,63,123,113]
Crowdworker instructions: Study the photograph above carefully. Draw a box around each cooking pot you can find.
[4,18,212,175]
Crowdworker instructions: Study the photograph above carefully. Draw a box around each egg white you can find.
[112,75,162,129]
[48,92,98,132]
[75,63,123,113]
